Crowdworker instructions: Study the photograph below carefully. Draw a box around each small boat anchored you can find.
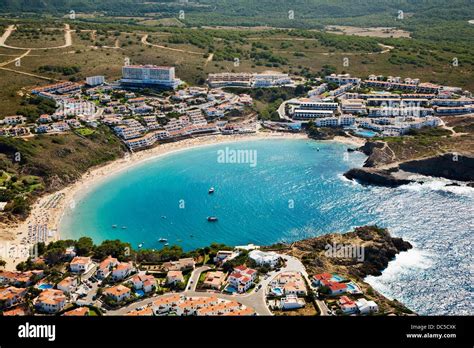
[138,243,144,248]
[208,187,215,194]
[112,225,117,229]
[121,226,127,229]
[158,238,168,243]
[207,216,218,222]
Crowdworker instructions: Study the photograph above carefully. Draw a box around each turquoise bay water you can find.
[60,139,473,315]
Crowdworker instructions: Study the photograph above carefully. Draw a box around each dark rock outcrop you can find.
[344,168,412,187]
[290,225,413,279]
[399,153,474,182]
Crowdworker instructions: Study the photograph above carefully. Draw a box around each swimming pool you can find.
[134,290,145,297]
[38,283,53,290]
[271,287,283,296]
[331,274,344,282]
[355,130,377,138]
[224,285,238,294]
[346,282,362,294]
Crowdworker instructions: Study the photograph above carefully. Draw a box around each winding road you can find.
[0,24,73,81]
[0,24,73,50]
[141,34,204,55]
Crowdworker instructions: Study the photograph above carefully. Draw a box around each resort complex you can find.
[1,68,472,149]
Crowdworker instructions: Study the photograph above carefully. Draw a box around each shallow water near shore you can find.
[60,138,473,315]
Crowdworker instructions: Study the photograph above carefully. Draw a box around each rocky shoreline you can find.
[285,225,415,315]
[344,141,474,187]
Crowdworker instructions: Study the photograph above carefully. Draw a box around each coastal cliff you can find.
[399,154,474,182]
[284,225,414,315]
[288,225,412,279]
[343,120,474,187]
[344,150,474,187]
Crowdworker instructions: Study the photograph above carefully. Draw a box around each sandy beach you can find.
[0,131,363,270]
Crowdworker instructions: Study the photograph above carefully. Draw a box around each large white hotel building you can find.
[121,65,182,89]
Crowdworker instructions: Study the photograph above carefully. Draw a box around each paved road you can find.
[277,98,299,121]
[186,265,210,291]
[109,254,318,316]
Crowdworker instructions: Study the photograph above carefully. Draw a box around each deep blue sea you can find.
[60,139,473,315]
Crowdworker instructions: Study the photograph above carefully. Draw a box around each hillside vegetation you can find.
[0,127,125,220]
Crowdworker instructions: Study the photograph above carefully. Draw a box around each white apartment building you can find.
[253,73,293,87]
[338,115,356,126]
[341,99,367,114]
[330,83,354,97]
[368,107,433,118]
[296,100,338,110]
[121,65,181,89]
[293,109,334,120]
[325,73,361,85]
[207,73,253,88]
[314,117,338,127]
[70,256,93,274]
[248,250,280,268]
[86,75,105,86]
[2,116,26,125]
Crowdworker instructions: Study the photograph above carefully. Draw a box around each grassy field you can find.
[0,17,473,118]
[6,26,66,48]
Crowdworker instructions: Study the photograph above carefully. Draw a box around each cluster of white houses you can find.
[0,65,256,151]
[2,69,472,141]
[207,72,295,88]
[282,73,473,136]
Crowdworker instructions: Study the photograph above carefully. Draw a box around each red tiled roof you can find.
[328,282,347,292]
[313,273,332,281]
